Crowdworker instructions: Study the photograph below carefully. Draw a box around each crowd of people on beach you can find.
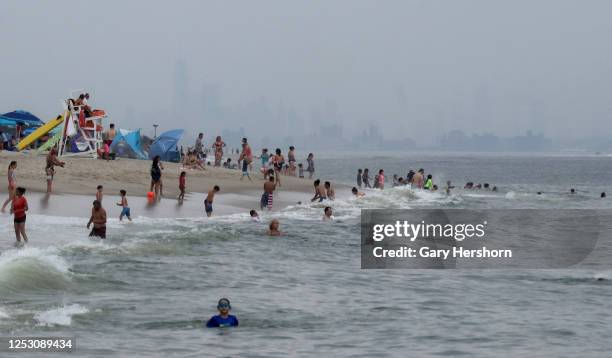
[5,133,609,248]
[1,133,340,244]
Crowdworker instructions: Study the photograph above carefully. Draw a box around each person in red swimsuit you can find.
[10,187,28,244]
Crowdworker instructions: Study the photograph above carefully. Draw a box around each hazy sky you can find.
[1,0,611,144]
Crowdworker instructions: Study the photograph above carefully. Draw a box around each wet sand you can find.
[0,151,335,215]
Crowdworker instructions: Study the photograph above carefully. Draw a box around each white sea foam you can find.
[0,306,10,320]
[34,304,89,326]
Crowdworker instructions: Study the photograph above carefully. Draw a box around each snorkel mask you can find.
[217,298,231,310]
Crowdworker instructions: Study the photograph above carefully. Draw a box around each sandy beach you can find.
[0,151,331,216]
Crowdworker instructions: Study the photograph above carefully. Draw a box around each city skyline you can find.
[1,1,611,148]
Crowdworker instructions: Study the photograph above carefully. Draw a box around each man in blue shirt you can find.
[206,298,239,328]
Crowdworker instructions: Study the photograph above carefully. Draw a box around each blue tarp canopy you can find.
[110,129,147,160]
[148,129,183,162]
[0,110,44,127]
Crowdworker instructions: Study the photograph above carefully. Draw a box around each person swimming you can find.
[323,206,334,221]
[205,298,239,328]
[268,219,282,236]
[250,209,260,222]
[352,187,365,197]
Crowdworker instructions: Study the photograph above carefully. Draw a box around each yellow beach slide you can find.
[17,114,65,151]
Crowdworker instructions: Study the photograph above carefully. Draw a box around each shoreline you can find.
[0,151,347,217]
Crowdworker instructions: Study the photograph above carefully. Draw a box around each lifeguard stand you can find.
[57,91,107,158]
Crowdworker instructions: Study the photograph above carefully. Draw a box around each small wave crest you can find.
[0,247,71,294]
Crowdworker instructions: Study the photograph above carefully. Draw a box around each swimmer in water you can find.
[311,179,327,202]
[601,192,606,198]
[324,181,335,200]
[204,185,220,217]
[268,219,282,236]
[423,174,433,190]
[445,181,455,195]
[206,298,239,328]
[352,187,365,197]
[570,188,576,195]
[250,209,260,222]
[323,206,334,221]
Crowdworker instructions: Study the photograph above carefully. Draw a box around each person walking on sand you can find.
[306,153,315,179]
[288,146,297,176]
[212,136,226,167]
[178,171,186,203]
[150,156,163,201]
[204,185,220,217]
[273,148,285,187]
[45,148,65,194]
[195,132,204,159]
[239,138,253,181]
[1,161,17,212]
[261,176,276,210]
[87,200,107,239]
[117,189,132,221]
[259,148,270,179]
[11,187,28,244]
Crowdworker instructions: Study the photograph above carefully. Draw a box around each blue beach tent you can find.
[110,129,148,160]
[0,110,44,127]
[148,129,184,162]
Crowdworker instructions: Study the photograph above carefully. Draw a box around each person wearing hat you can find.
[206,298,239,328]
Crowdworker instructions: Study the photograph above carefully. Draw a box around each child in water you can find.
[268,219,282,236]
[250,209,260,222]
[298,163,304,178]
[204,185,220,217]
[356,169,362,188]
[11,187,28,244]
[352,187,365,197]
[206,298,239,328]
[117,189,131,221]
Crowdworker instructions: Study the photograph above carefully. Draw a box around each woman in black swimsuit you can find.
[150,155,163,201]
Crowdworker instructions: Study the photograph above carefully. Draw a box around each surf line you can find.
[372,246,512,259]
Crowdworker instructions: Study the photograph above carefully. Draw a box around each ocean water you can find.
[1,153,612,357]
